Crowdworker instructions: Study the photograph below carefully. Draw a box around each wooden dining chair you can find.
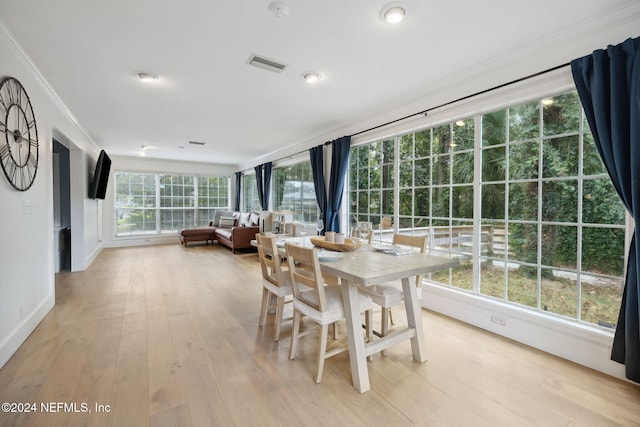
[285,242,373,383]
[360,233,427,344]
[256,233,293,341]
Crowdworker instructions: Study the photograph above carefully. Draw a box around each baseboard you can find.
[422,283,627,381]
[104,235,180,248]
[0,294,55,369]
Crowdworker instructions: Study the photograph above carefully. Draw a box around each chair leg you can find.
[389,308,394,325]
[274,296,285,341]
[331,321,338,340]
[315,324,329,383]
[259,288,270,327]
[289,310,301,360]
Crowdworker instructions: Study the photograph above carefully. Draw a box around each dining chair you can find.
[257,233,293,341]
[360,234,427,345]
[285,242,373,383]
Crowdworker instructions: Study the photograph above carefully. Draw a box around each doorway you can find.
[53,139,71,271]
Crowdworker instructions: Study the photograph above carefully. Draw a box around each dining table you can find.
[274,236,460,393]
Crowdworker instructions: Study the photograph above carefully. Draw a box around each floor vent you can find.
[246,54,287,73]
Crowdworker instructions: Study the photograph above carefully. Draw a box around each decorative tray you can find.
[310,236,361,252]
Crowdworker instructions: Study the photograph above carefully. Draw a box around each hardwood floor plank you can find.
[0,243,637,426]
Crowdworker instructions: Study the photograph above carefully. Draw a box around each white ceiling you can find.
[1,0,639,168]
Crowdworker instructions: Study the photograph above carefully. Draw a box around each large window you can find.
[348,90,626,330]
[115,172,230,236]
[273,161,319,222]
[478,92,624,327]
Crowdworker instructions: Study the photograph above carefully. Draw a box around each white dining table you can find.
[308,242,459,393]
[266,237,459,392]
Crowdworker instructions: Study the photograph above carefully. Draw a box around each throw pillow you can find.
[218,216,236,228]
[239,212,251,227]
[249,212,260,226]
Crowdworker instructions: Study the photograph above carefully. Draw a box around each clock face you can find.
[0,77,39,191]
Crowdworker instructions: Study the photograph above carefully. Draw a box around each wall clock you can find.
[0,76,39,191]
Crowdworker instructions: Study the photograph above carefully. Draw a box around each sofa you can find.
[179,210,261,253]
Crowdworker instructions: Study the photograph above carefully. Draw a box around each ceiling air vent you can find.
[246,54,288,73]
[188,141,206,146]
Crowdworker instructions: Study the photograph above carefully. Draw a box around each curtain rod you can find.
[349,61,571,138]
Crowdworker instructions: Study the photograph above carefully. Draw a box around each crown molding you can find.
[0,19,100,153]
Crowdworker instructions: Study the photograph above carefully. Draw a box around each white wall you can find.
[0,23,101,368]
[101,155,238,248]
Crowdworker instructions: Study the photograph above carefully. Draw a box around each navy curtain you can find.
[254,164,264,210]
[571,37,640,383]
[326,136,351,232]
[254,162,272,211]
[262,162,272,211]
[234,171,241,211]
[310,145,326,234]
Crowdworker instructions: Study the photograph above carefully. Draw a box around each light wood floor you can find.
[1,243,638,426]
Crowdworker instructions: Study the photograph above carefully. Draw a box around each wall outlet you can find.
[491,314,506,326]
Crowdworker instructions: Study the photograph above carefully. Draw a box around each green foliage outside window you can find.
[349,89,626,328]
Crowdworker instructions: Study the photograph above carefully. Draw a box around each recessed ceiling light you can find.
[137,72,158,83]
[268,1,290,19]
[303,72,321,84]
[380,3,406,24]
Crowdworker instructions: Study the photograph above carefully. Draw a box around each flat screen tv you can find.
[89,150,111,199]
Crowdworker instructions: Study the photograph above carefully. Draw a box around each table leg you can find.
[341,279,370,393]
[402,277,427,362]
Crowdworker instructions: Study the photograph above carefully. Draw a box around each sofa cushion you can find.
[213,210,234,226]
[239,212,251,227]
[219,216,236,228]
[249,212,260,226]
[216,228,233,240]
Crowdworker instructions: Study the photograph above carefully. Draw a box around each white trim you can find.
[0,294,55,369]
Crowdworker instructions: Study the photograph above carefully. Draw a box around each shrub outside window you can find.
[348,90,625,330]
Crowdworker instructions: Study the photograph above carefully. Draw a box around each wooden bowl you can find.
[310,236,361,252]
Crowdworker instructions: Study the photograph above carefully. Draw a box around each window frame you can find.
[114,171,230,237]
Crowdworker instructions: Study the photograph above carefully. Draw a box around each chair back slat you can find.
[392,234,427,286]
[257,234,286,286]
[285,243,326,311]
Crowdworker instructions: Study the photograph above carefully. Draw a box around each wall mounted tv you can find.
[89,150,112,199]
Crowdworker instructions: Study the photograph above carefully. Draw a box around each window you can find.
[115,172,157,236]
[160,175,194,233]
[350,139,394,232]
[242,174,261,212]
[347,90,626,330]
[115,172,230,236]
[273,161,319,222]
[479,91,624,327]
[198,176,230,226]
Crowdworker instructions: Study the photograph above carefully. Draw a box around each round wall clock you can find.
[0,76,39,191]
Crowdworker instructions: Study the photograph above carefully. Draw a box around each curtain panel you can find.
[262,162,272,211]
[326,136,351,232]
[310,145,326,234]
[571,36,640,383]
[234,171,241,211]
[254,164,264,210]
[254,162,272,211]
